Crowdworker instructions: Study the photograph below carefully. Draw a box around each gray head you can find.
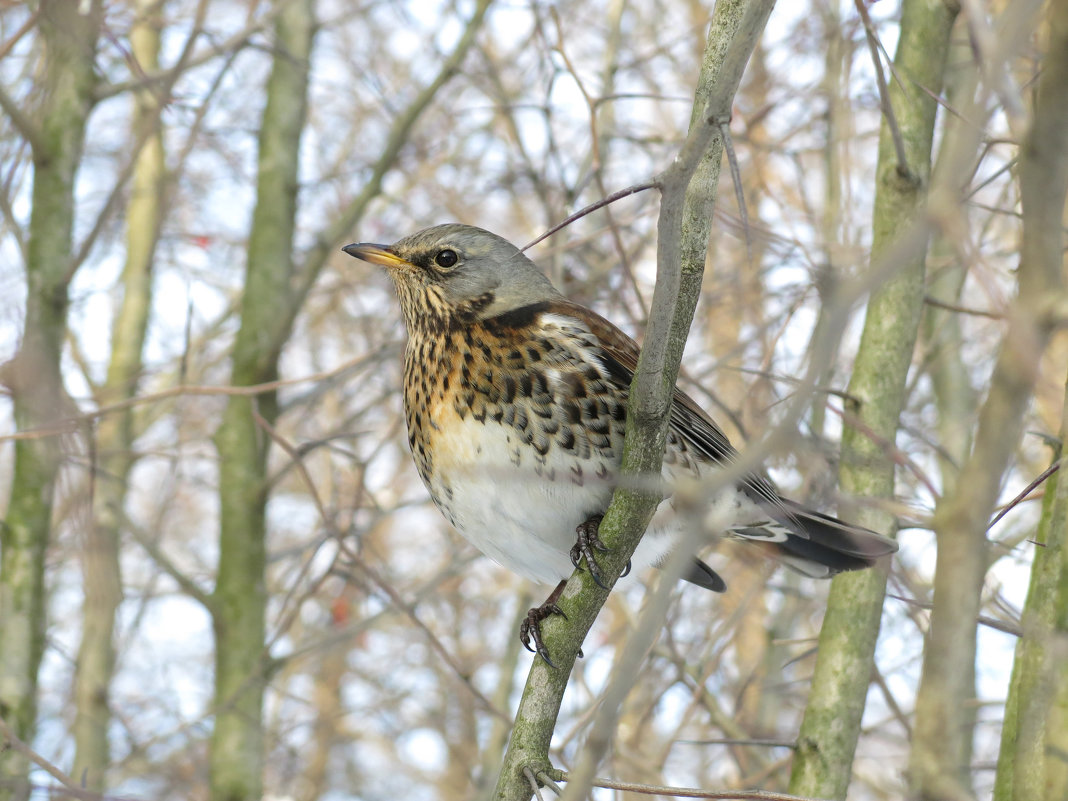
[342,224,562,333]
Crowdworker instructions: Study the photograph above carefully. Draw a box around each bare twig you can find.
[987,459,1062,531]
[520,181,659,252]
[561,773,830,801]
[853,0,910,177]
[0,351,385,444]
[0,82,44,153]
[923,295,1004,320]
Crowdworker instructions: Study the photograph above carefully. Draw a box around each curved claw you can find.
[520,598,566,668]
[572,514,611,586]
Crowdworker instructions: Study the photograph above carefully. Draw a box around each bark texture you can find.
[788,1,957,798]
[991,3,1068,799]
[0,2,101,798]
[493,1,778,798]
[209,2,315,799]
[70,0,165,789]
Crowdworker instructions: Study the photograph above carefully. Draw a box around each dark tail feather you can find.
[770,499,897,577]
[684,499,897,591]
[684,559,727,592]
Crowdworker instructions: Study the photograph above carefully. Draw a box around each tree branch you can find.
[492,2,777,799]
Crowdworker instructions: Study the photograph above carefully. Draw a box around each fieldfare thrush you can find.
[343,224,897,664]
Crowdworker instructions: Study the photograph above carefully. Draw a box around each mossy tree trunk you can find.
[787,1,957,798]
[991,4,1068,799]
[208,1,316,799]
[0,2,102,798]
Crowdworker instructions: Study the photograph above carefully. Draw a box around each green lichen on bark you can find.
[0,3,102,798]
[788,1,958,799]
[209,2,315,799]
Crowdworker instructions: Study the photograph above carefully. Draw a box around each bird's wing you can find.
[545,299,786,513]
[539,300,898,581]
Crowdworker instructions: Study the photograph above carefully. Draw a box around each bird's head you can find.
[342,224,561,334]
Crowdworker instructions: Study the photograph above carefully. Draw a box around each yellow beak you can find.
[341,242,411,269]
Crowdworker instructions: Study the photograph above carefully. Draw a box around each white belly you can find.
[425,415,682,585]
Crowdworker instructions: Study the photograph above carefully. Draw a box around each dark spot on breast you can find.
[590,431,611,448]
[503,375,516,403]
[527,347,542,362]
[563,371,586,398]
[519,374,533,397]
[559,427,576,451]
[563,401,581,424]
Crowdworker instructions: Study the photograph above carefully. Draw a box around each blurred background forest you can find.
[1,0,1066,800]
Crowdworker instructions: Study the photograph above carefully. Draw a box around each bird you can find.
[342,224,897,664]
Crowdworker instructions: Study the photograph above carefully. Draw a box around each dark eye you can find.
[435,249,458,269]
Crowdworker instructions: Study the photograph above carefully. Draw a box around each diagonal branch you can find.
[492,2,778,799]
[0,83,44,154]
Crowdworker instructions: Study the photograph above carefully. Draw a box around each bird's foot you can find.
[520,581,567,667]
[569,514,631,588]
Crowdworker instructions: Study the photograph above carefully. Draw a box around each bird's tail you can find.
[731,498,898,579]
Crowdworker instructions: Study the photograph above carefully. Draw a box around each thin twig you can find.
[559,773,829,801]
[524,767,547,801]
[923,295,1004,319]
[520,181,659,252]
[887,594,1022,636]
[0,82,44,153]
[0,7,38,60]
[717,116,753,263]
[986,459,1062,531]
[677,738,797,749]
[853,0,911,177]
[0,350,386,444]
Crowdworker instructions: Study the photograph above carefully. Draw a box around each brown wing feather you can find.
[545,299,787,512]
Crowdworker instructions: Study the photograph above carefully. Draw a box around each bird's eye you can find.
[435,249,459,269]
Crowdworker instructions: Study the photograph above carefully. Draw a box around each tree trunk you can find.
[0,2,101,798]
[990,3,1068,799]
[788,1,957,798]
[70,0,165,790]
[209,1,315,799]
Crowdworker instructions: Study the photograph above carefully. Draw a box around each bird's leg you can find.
[520,580,567,667]
[569,514,631,588]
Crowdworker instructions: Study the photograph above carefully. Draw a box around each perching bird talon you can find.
[520,581,568,667]
[569,514,609,586]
